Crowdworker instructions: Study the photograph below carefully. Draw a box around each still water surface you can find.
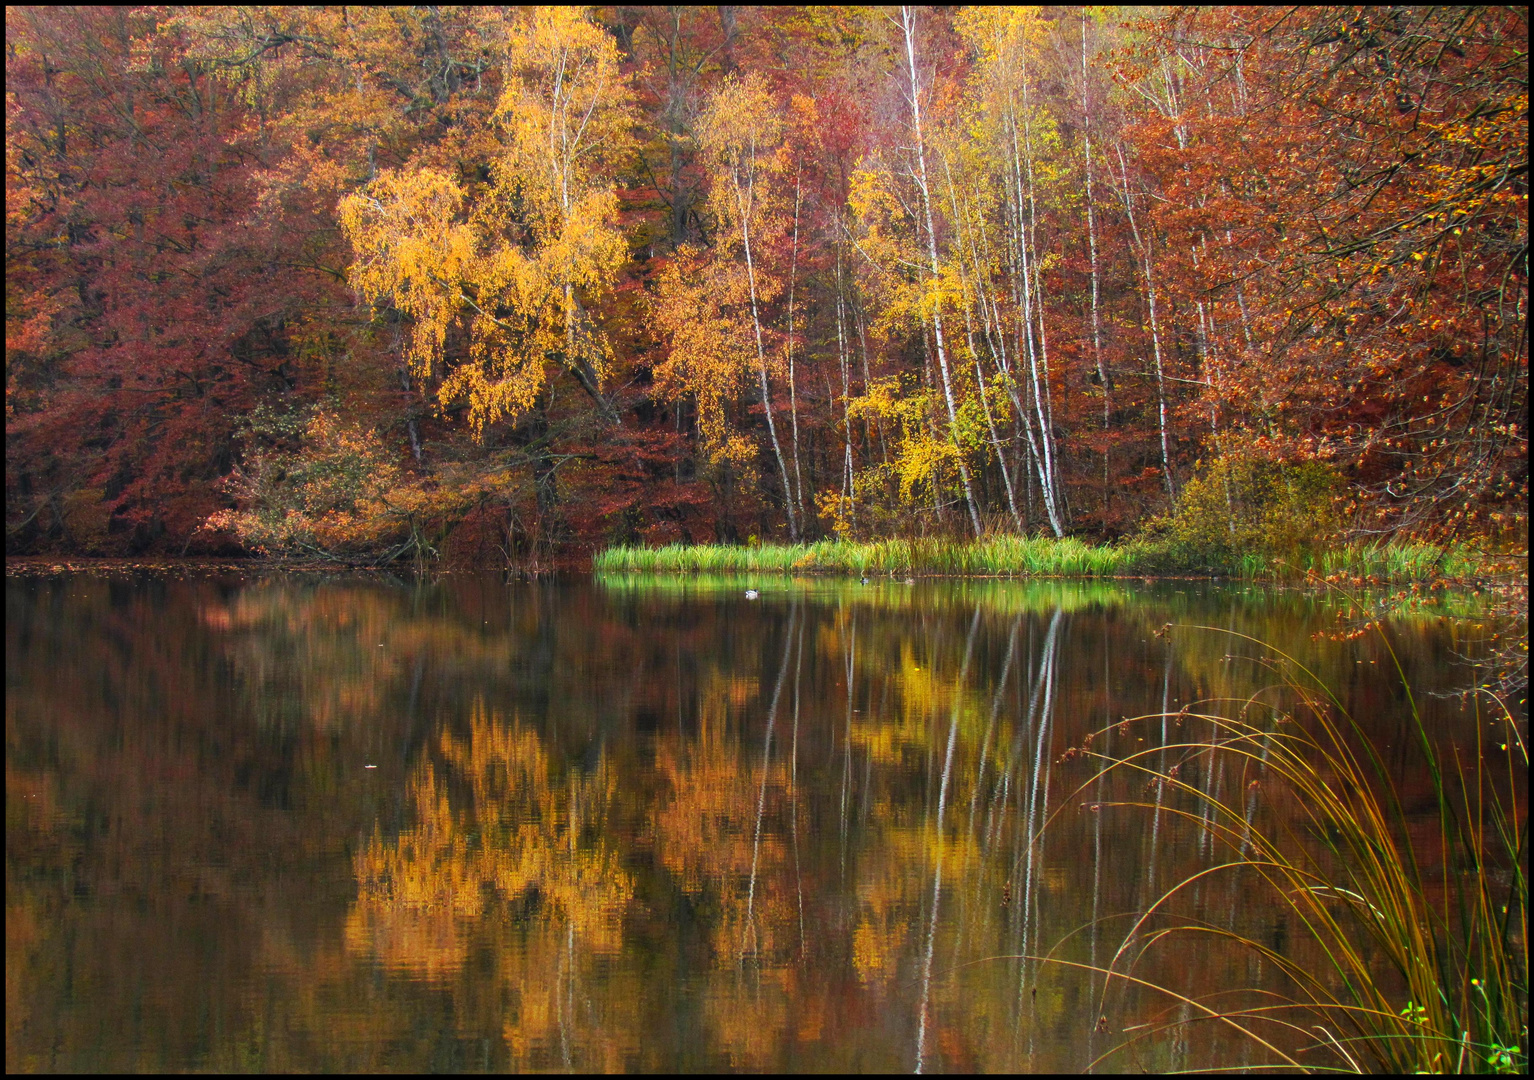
[6,570,1513,1071]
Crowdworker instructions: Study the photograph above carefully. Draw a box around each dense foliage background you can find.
[6,5,1527,563]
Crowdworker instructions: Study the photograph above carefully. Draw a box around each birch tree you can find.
[897,5,983,537]
[695,74,799,540]
[954,6,1068,536]
[1115,143,1177,500]
[340,7,631,435]
[1080,13,1112,520]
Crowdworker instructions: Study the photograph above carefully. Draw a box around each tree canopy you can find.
[6,5,1526,560]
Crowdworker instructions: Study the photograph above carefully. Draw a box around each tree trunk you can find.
[737,173,799,540]
[835,251,857,534]
[786,172,806,530]
[1015,54,1066,535]
[1116,144,1176,499]
[900,6,982,538]
[1006,105,1064,536]
[1082,17,1112,528]
[942,154,1021,531]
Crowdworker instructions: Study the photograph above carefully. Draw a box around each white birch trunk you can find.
[786,172,806,528]
[942,155,1022,531]
[1005,74,1065,536]
[835,251,857,532]
[733,144,799,540]
[1020,49,1067,534]
[1116,143,1176,499]
[901,6,983,537]
[1082,17,1112,520]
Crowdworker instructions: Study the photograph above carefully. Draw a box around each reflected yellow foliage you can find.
[849,822,984,989]
[348,700,631,983]
[496,927,643,1070]
[849,643,964,765]
[655,710,796,963]
[703,965,795,1068]
[852,913,907,985]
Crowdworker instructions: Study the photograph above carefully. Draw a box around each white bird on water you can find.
[745,589,760,600]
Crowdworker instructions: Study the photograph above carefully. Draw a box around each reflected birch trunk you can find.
[743,602,796,960]
[1088,627,1111,1062]
[791,612,805,960]
[968,616,1022,842]
[1144,642,1175,902]
[840,611,856,883]
[1015,606,1062,1024]
[915,605,980,1073]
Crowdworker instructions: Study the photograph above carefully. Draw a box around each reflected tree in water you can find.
[347,699,634,1066]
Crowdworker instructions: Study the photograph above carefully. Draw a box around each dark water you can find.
[6,569,1520,1072]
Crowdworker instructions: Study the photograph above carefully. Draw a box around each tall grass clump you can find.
[596,532,1491,584]
[595,536,1131,577]
[1051,619,1528,1073]
[1297,539,1487,583]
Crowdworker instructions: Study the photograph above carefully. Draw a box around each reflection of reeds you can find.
[1045,621,1528,1074]
[595,571,1129,617]
[594,537,1499,583]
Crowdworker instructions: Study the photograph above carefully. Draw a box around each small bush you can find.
[201,406,459,563]
[1135,454,1342,573]
[58,487,114,553]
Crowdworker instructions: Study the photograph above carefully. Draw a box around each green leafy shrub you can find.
[1133,455,1342,573]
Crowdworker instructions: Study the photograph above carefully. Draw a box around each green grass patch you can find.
[595,536,1500,584]
[593,537,1132,577]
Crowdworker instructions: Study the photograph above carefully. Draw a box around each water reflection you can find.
[5,571,1518,1072]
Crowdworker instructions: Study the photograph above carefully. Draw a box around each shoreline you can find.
[8,538,1522,591]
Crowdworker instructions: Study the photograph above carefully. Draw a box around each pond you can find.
[6,569,1521,1071]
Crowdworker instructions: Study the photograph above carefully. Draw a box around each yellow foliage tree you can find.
[339,6,631,434]
[662,73,800,538]
[651,247,761,484]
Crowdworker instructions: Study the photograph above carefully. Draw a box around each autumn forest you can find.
[5,5,1528,564]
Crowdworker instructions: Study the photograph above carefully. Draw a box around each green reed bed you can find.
[593,537,1132,577]
[1045,621,1528,1073]
[595,537,1497,583]
[1244,540,1491,583]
